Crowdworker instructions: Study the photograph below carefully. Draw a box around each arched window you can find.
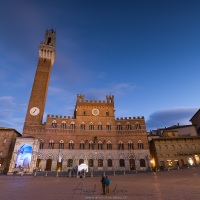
[59,140,64,149]
[106,123,111,131]
[89,141,94,150]
[138,140,144,149]
[98,159,103,167]
[126,123,132,130]
[118,141,124,150]
[52,120,57,128]
[135,123,141,130]
[79,159,84,165]
[106,111,109,116]
[89,122,94,130]
[98,122,102,130]
[69,140,74,149]
[128,140,134,150]
[49,140,54,149]
[61,121,66,129]
[140,159,146,167]
[98,141,103,150]
[70,121,76,130]
[80,141,85,150]
[119,159,125,167]
[80,122,85,130]
[108,159,112,167]
[107,141,112,150]
[39,139,44,149]
[83,110,86,115]
[67,159,73,167]
[89,159,93,167]
[117,124,122,130]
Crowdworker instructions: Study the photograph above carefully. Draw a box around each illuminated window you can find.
[98,159,103,167]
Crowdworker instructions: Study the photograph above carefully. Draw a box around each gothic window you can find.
[59,140,64,149]
[138,140,144,149]
[98,123,102,130]
[119,159,125,167]
[89,122,94,130]
[140,159,146,167]
[106,111,109,116]
[80,123,85,130]
[89,159,93,167]
[135,123,141,130]
[80,141,85,150]
[98,141,103,150]
[89,141,94,150]
[128,140,134,150]
[61,121,66,129]
[108,159,112,167]
[39,139,44,149]
[49,140,54,149]
[69,140,74,149]
[106,123,111,131]
[67,159,73,167]
[98,159,103,167]
[52,120,57,128]
[118,141,124,150]
[70,121,75,130]
[117,124,122,130]
[107,141,112,150]
[126,123,132,130]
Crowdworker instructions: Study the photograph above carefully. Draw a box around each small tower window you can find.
[47,37,51,45]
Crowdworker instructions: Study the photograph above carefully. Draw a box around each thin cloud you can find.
[146,107,198,131]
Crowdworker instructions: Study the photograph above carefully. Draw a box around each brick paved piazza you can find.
[0,167,200,200]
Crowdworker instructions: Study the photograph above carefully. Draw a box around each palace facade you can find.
[8,29,150,174]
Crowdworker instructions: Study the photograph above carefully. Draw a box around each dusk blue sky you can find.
[0,0,200,133]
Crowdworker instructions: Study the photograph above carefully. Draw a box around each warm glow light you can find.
[188,158,194,165]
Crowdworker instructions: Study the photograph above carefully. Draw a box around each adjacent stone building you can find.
[149,128,200,170]
[0,127,21,174]
[190,109,200,136]
[8,29,150,174]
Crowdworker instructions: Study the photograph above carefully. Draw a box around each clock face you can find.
[92,108,99,116]
[30,107,40,116]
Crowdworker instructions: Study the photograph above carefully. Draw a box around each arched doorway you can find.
[79,159,84,165]
[46,159,52,171]
[57,161,62,172]
[36,159,41,168]
[129,159,135,170]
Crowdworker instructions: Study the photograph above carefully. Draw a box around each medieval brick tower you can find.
[23,29,56,134]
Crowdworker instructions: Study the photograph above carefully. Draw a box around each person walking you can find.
[101,175,106,195]
[105,176,110,194]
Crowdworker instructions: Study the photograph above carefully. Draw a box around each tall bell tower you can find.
[23,29,56,130]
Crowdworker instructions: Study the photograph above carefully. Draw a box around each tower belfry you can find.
[23,29,56,132]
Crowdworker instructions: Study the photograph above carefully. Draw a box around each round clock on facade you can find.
[92,108,99,116]
[30,107,40,116]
